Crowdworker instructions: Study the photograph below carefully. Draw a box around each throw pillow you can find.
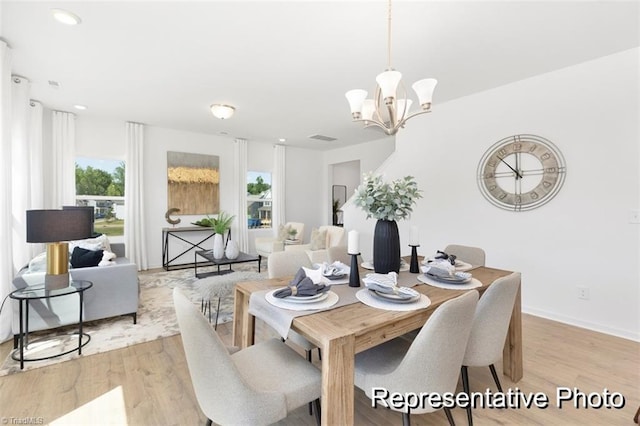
[71,246,104,268]
[309,228,327,250]
[277,224,291,241]
[28,251,48,272]
[69,234,111,254]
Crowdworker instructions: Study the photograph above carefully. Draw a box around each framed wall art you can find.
[167,151,220,215]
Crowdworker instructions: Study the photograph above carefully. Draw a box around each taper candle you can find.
[347,230,359,254]
[410,226,420,246]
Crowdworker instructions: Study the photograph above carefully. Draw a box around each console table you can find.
[162,226,230,271]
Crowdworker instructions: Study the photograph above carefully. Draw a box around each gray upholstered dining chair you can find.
[461,272,521,426]
[327,245,351,265]
[354,290,479,426]
[267,250,320,416]
[173,287,322,426]
[444,244,486,267]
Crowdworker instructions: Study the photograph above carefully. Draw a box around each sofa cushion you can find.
[309,228,327,250]
[71,246,104,268]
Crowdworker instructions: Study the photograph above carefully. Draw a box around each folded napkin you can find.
[363,272,419,300]
[273,268,329,298]
[316,261,348,277]
[421,264,472,281]
[425,250,457,265]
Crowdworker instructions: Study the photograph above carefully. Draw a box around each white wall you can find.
[343,48,640,340]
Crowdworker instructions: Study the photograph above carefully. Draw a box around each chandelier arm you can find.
[351,117,388,129]
[395,110,432,129]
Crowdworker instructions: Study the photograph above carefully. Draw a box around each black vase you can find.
[373,219,401,274]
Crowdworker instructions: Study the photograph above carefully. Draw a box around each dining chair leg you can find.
[313,398,321,426]
[489,364,503,393]
[214,297,221,330]
[444,407,456,426]
[461,366,473,426]
[402,409,411,426]
[205,418,212,426]
[317,348,322,360]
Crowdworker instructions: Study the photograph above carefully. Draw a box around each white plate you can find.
[369,289,420,303]
[425,272,472,284]
[283,292,329,304]
[361,261,410,272]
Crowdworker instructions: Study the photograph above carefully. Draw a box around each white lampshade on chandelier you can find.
[210,104,235,120]
[346,0,437,136]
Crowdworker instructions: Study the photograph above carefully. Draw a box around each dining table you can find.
[232,262,522,426]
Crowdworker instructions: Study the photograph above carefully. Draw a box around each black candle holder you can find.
[409,245,420,273]
[349,252,361,287]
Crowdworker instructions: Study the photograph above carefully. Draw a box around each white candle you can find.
[410,226,420,246]
[347,230,359,254]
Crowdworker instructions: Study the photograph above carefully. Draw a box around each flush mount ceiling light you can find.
[345,0,437,136]
[73,104,87,110]
[210,104,235,120]
[51,8,82,25]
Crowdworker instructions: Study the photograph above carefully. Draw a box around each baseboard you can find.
[523,306,640,342]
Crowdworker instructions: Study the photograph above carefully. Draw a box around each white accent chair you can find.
[444,244,486,267]
[173,288,322,426]
[285,225,346,264]
[461,272,521,426]
[255,222,305,260]
[354,291,479,426]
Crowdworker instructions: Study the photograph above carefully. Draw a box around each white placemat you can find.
[361,261,410,272]
[356,289,431,311]
[417,274,482,290]
[265,289,339,311]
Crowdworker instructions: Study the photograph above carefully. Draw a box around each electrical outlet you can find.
[630,209,640,224]
[577,286,590,300]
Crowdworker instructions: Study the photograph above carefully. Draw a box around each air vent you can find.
[308,134,337,142]
[48,80,61,88]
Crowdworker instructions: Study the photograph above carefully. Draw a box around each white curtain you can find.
[0,41,14,342]
[272,144,286,231]
[124,121,148,270]
[11,75,32,271]
[234,138,249,252]
[28,101,44,258]
[51,111,76,207]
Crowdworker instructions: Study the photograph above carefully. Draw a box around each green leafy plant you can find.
[353,173,422,221]
[287,228,298,239]
[210,211,235,234]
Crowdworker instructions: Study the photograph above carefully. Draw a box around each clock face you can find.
[477,134,566,211]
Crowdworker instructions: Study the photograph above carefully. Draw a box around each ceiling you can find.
[2,1,639,150]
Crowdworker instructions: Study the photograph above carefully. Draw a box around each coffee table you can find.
[194,250,261,278]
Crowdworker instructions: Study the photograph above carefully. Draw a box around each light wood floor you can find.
[1,314,638,425]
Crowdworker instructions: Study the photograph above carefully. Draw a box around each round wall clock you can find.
[477,134,566,211]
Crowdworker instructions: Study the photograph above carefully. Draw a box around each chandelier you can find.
[345,0,437,136]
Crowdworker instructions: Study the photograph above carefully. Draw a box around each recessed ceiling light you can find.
[74,105,87,110]
[51,8,82,26]
[278,138,286,143]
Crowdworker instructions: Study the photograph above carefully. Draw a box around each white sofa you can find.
[11,242,139,343]
[285,225,346,264]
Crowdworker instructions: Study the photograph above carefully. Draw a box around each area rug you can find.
[0,264,264,376]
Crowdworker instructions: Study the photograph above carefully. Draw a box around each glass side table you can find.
[10,280,93,369]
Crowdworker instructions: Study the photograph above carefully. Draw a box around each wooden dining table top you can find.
[232,262,522,426]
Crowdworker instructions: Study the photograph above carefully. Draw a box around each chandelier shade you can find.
[345,0,437,136]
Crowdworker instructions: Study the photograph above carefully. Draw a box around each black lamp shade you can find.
[26,209,94,243]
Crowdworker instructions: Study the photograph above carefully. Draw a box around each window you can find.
[75,157,125,237]
[247,171,271,229]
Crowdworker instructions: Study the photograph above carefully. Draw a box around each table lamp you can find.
[26,209,93,290]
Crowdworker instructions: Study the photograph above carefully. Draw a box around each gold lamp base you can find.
[46,242,70,290]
